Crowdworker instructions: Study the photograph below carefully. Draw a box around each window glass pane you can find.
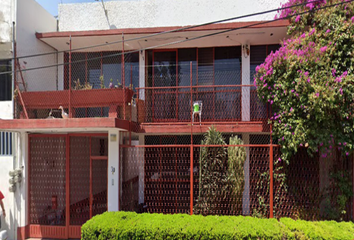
[178,48,197,87]
[198,48,213,86]
[0,132,12,155]
[214,46,241,85]
[0,60,12,101]
[153,51,177,87]
[71,53,86,89]
[178,48,197,121]
[124,53,139,91]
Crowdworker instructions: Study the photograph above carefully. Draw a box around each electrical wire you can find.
[15,0,324,59]
[0,0,351,76]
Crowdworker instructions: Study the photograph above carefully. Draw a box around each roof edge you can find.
[36,20,289,39]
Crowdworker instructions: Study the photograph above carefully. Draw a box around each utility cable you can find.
[15,0,324,59]
[0,0,351,76]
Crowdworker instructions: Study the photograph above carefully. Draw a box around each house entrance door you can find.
[28,134,108,239]
[90,157,108,218]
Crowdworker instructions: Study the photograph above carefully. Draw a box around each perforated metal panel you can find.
[69,136,90,225]
[29,136,66,226]
[144,147,191,214]
[92,159,108,217]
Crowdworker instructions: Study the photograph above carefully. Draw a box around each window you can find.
[0,132,12,156]
[250,45,280,121]
[0,60,12,101]
[64,52,139,90]
[250,45,280,80]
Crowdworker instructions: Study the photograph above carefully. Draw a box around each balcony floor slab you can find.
[0,118,130,132]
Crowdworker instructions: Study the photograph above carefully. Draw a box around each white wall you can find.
[58,0,286,31]
[0,0,14,59]
[0,102,13,119]
[0,1,15,239]
[16,0,57,92]
[0,156,15,239]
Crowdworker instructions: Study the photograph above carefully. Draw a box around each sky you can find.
[35,0,121,17]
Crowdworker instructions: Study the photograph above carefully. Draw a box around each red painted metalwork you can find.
[69,36,72,118]
[16,59,27,92]
[152,49,179,122]
[122,33,126,120]
[139,122,263,134]
[28,133,108,239]
[0,117,131,131]
[190,61,194,215]
[65,135,70,239]
[269,124,274,218]
[89,137,93,219]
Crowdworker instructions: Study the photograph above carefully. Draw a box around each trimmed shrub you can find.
[81,212,354,240]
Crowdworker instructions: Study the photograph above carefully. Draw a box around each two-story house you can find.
[1,0,346,239]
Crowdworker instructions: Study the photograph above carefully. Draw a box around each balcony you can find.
[136,85,269,133]
[16,88,134,119]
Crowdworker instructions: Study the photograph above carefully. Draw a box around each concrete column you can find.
[108,129,119,211]
[138,135,145,204]
[58,52,64,90]
[139,50,145,100]
[242,43,250,122]
[242,133,250,215]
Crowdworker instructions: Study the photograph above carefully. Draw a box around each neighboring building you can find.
[0,0,57,239]
[0,1,350,240]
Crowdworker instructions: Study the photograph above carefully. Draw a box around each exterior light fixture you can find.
[242,44,250,58]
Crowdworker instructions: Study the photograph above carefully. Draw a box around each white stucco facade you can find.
[16,0,57,92]
[58,0,286,31]
[0,0,14,59]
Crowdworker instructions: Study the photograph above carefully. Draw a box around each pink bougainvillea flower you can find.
[332,68,336,76]
[320,46,327,52]
[326,29,331,33]
[309,28,315,36]
[315,93,320,97]
[351,16,354,23]
[295,15,301,22]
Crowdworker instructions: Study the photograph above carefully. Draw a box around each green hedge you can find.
[81,211,354,240]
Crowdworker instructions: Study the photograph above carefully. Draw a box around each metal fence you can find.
[119,143,353,220]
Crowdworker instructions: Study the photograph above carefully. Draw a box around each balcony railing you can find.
[15,87,134,119]
[136,85,268,124]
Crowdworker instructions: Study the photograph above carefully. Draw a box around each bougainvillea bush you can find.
[254,0,354,161]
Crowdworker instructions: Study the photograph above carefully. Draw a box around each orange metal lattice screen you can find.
[29,136,66,226]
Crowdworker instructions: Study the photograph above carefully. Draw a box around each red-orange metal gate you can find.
[28,134,108,239]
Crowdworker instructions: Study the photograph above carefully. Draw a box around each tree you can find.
[227,136,246,214]
[194,126,228,215]
[254,0,354,161]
